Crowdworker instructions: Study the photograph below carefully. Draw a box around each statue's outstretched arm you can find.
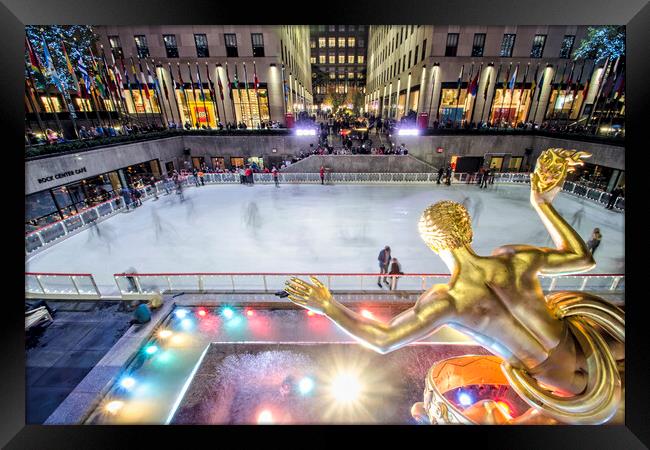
[529,149,595,275]
[285,277,453,354]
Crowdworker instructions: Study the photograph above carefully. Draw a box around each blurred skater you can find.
[388,257,403,290]
[437,167,444,185]
[272,166,280,187]
[377,246,391,288]
[149,176,159,200]
[586,228,602,255]
[570,207,585,229]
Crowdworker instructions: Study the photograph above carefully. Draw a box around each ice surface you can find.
[26,183,624,292]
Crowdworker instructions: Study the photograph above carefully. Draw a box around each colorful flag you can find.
[137,58,151,99]
[613,69,624,99]
[26,37,44,75]
[60,40,80,96]
[205,63,217,101]
[483,71,491,99]
[233,64,239,90]
[508,65,518,90]
[195,63,206,102]
[176,63,185,92]
[161,67,170,101]
[468,70,479,96]
[456,65,464,99]
[41,35,65,94]
[502,64,511,91]
[529,64,539,96]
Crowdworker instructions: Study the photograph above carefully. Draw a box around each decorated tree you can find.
[25,25,100,91]
[573,26,625,63]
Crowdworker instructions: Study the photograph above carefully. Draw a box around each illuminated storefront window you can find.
[328,37,335,48]
[545,88,585,120]
[75,98,92,112]
[233,88,270,127]
[438,87,469,123]
[490,87,532,124]
[40,96,63,112]
[318,38,326,48]
[124,89,161,114]
[174,89,218,127]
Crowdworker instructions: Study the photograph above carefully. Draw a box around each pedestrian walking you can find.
[377,245,391,288]
[320,166,325,185]
[388,257,404,290]
[272,166,280,187]
[606,186,623,210]
[437,167,444,185]
[198,170,205,186]
[586,228,602,255]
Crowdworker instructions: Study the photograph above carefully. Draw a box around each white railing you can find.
[25,272,101,299]
[112,272,625,297]
[25,181,165,256]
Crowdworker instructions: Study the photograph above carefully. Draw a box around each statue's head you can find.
[418,201,473,253]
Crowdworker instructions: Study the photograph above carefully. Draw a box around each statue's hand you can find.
[531,148,590,204]
[285,276,334,315]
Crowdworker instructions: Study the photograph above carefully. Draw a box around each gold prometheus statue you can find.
[285,148,624,425]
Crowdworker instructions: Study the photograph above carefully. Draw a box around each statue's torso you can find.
[443,252,566,370]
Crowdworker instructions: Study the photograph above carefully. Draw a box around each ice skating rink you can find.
[26,183,624,291]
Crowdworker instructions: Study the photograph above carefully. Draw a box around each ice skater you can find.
[586,228,602,255]
[472,197,484,227]
[320,166,325,185]
[120,186,132,211]
[149,176,159,200]
[570,207,585,229]
[606,186,623,210]
[151,208,164,240]
[377,246,391,288]
[272,166,280,187]
[388,257,403,290]
[437,167,444,185]
[445,166,452,185]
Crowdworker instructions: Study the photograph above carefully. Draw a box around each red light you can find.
[246,310,255,317]
[307,311,315,317]
[198,309,207,317]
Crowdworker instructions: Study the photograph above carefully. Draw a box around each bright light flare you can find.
[246,309,255,317]
[458,391,473,407]
[119,376,136,390]
[397,128,419,136]
[105,400,124,415]
[144,345,158,355]
[157,329,172,339]
[180,318,193,329]
[330,373,362,403]
[257,409,274,424]
[360,309,374,319]
[174,309,188,319]
[222,307,235,319]
[496,401,511,416]
[197,308,207,317]
[296,128,316,136]
[307,311,315,317]
[298,377,315,395]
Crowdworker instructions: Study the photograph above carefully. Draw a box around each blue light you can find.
[458,391,473,407]
[175,309,188,319]
[298,377,315,395]
[145,345,158,355]
[225,316,242,328]
[180,318,193,330]
[221,307,235,319]
[119,376,136,390]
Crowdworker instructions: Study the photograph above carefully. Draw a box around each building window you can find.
[162,34,178,58]
[421,39,427,61]
[338,37,345,48]
[445,33,459,56]
[329,25,336,32]
[402,55,406,72]
[348,72,354,79]
[329,54,335,64]
[338,54,345,64]
[348,55,355,64]
[358,38,364,48]
[194,34,209,58]
[358,55,364,64]
[224,33,238,57]
[328,37,336,48]
[472,33,486,57]
[319,25,325,32]
[329,72,335,79]
[108,35,123,60]
[251,33,265,57]
[530,34,546,58]
[134,35,149,58]
[318,37,326,48]
[500,34,516,57]
[408,50,412,68]
[310,56,316,64]
[319,54,326,64]
[310,39,316,49]
[348,37,355,47]
[560,35,575,59]
[359,25,365,31]
[339,25,346,32]
[413,45,419,65]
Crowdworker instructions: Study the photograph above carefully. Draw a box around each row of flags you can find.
[26,34,269,122]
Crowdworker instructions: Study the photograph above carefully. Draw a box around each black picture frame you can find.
[4,0,648,447]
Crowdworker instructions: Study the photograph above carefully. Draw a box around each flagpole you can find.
[26,36,57,133]
[89,46,115,131]
[243,62,253,128]
[558,61,575,127]
[453,64,464,128]
[524,63,540,124]
[99,45,126,129]
[479,69,491,126]
[162,62,180,126]
[151,59,172,126]
[506,63,518,128]
[24,72,46,138]
[194,62,210,128]
[139,58,161,127]
[576,60,596,123]
[204,62,220,125]
[176,62,191,127]
[462,63,473,127]
[605,61,624,132]
[586,58,611,131]
[469,63,482,126]
[31,36,64,135]
[118,56,138,128]
[145,59,169,127]
[186,62,200,128]
[597,59,622,131]
[550,62,568,127]
[253,61,263,126]
[24,59,47,136]
[130,57,150,127]
[514,63,529,127]
[487,63,502,127]
[64,36,92,129]
[566,61,584,126]
[232,63,245,126]
[42,33,79,139]
[108,49,131,128]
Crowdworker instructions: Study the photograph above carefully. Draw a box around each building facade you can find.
[89,25,313,127]
[365,25,622,129]
[309,25,368,110]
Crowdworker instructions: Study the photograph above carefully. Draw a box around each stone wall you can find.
[281,155,436,173]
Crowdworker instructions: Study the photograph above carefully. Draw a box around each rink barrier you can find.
[25,272,101,300]
[111,272,625,299]
[24,173,623,256]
